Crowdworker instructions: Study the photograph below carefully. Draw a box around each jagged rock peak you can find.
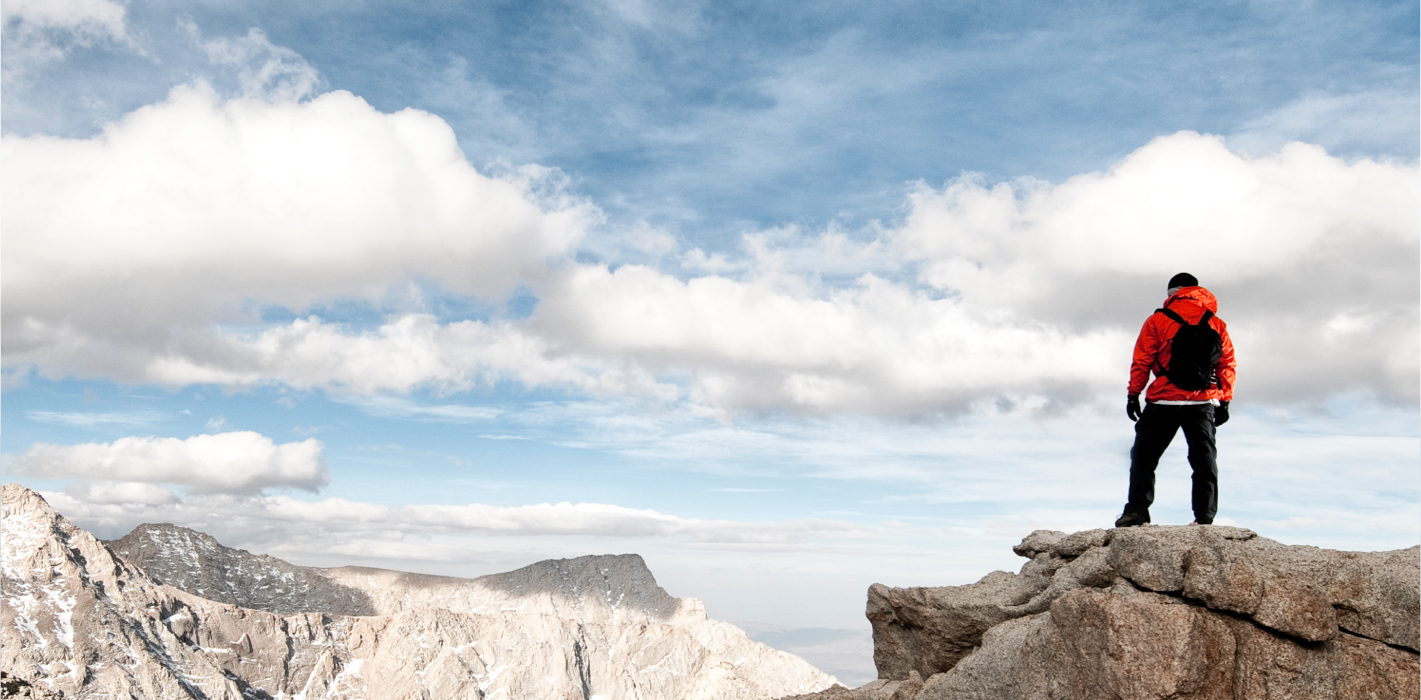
[313,553,694,625]
[475,552,683,620]
[4,484,837,700]
[106,522,377,616]
[3,483,256,699]
[784,524,1419,700]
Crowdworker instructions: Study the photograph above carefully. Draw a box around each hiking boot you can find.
[1114,511,1149,528]
[1189,518,1214,526]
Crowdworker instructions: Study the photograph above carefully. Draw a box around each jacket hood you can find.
[1164,285,1218,314]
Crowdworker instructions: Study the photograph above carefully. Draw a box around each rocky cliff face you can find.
[2,484,836,699]
[785,525,1419,700]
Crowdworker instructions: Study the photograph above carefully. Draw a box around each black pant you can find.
[1125,403,1217,522]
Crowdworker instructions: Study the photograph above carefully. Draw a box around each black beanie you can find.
[1168,272,1198,289]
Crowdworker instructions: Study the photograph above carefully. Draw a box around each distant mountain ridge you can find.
[2,483,837,699]
[107,523,378,616]
[107,521,692,624]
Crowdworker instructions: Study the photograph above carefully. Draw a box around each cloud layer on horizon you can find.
[23,401,1417,570]
[34,486,868,551]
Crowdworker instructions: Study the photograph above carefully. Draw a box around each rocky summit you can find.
[1,483,836,699]
[107,522,378,617]
[783,525,1419,700]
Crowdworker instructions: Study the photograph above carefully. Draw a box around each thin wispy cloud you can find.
[1229,86,1421,159]
[1,0,136,81]
[191,25,322,102]
[338,396,506,422]
[27,410,165,429]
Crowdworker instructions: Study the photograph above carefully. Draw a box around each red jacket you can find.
[1129,286,1236,403]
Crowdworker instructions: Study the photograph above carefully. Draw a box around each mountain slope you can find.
[3,484,836,699]
[107,523,376,616]
[2,484,256,699]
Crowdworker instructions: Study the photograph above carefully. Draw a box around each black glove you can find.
[1127,393,1142,422]
[1215,400,1229,426]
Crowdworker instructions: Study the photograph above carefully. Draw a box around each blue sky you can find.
[3,0,1418,684]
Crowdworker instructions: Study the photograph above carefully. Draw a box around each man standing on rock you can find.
[1116,273,1236,528]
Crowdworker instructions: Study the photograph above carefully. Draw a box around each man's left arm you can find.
[1214,320,1237,425]
[1215,321,1236,401]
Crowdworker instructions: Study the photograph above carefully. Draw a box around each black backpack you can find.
[1156,306,1222,391]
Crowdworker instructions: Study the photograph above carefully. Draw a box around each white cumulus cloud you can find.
[2,84,593,384]
[9,431,328,495]
[531,264,1127,415]
[141,314,674,398]
[63,481,178,506]
[894,131,1419,403]
[4,105,1414,414]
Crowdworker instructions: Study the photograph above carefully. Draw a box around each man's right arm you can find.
[1126,315,1159,421]
[1128,315,1160,397]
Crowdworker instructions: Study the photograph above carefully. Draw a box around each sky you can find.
[2,0,1418,685]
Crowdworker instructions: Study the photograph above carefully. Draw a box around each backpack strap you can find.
[1155,307,1214,327]
[1156,307,1186,325]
